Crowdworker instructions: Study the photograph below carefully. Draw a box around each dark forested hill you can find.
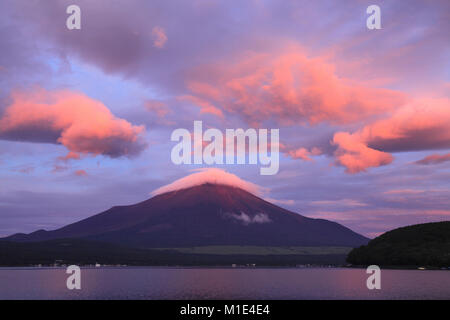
[347,222,450,267]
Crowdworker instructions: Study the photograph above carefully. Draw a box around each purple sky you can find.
[0,0,449,238]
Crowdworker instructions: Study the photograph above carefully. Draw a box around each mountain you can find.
[347,221,450,267]
[3,183,369,248]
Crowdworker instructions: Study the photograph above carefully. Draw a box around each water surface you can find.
[0,267,448,299]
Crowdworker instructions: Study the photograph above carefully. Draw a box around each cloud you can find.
[151,168,265,196]
[74,169,88,177]
[178,95,224,117]
[287,146,322,161]
[145,100,171,118]
[332,97,450,173]
[0,88,146,159]
[52,164,68,173]
[383,189,424,195]
[151,26,167,49]
[13,166,34,174]
[415,153,450,165]
[264,198,295,206]
[183,46,406,126]
[58,151,81,161]
[310,199,368,207]
[226,212,272,225]
[361,98,450,152]
[332,131,393,173]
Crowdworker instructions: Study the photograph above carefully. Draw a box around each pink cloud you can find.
[332,97,450,173]
[383,189,425,195]
[415,153,450,165]
[310,199,368,207]
[184,45,406,126]
[58,151,81,161]
[145,100,171,118]
[0,88,146,158]
[151,26,167,49]
[178,95,224,117]
[332,131,393,173]
[287,147,322,161]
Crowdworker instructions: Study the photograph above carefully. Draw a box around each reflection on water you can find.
[0,267,449,300]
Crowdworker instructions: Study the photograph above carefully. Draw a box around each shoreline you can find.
[0,265,448,271]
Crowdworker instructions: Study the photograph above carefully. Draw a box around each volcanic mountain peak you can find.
[4,182,369,247]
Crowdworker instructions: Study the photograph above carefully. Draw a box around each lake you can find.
[0,267,449,299]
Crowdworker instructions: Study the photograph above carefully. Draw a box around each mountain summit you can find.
[4,183,368,247]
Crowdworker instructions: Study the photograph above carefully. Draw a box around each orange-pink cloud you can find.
[333,97,450,173]
[0,88,146,158]
[287,147,322,161]
[415,153,450,165]
[178,95,224,117]
[184,45,406,125]
[332,131,394,173]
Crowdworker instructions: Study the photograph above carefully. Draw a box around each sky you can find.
[0,0,449,238]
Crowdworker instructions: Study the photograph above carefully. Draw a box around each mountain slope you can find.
[347,221,450,267]
[4,183,369,247]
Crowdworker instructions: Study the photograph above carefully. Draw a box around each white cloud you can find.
[151,168,266,196]
[227,212,272,225]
